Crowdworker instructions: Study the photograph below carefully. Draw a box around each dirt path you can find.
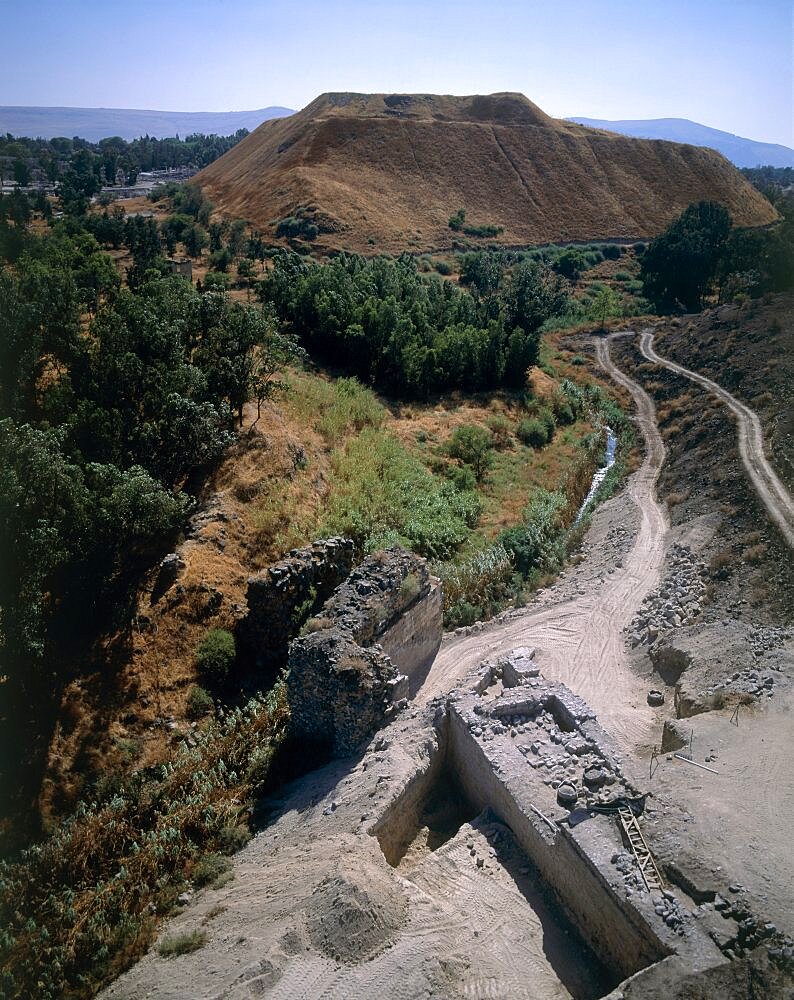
[639,329,794,547]
[417,333,669,756]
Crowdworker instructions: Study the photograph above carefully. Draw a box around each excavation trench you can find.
[371,708,671,999]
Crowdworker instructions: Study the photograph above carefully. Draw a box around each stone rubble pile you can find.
[693,887,791,963]
[628,543,708,647]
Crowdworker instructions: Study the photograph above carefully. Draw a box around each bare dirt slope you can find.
[195,92,777,253]
[418,333,669,755]
[639,329,794,547]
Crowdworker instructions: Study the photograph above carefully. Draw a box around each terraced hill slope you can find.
[196,92,778,253]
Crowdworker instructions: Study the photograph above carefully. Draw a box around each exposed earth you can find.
[195,92,777,253]
[103,324,794,999]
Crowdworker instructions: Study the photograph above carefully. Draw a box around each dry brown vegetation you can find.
[196,92,776,254]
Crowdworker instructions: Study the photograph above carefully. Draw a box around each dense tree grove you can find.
[0,130,249,188]
[641,199,794,310]
[0,220,300,806]
[260,251,568,396]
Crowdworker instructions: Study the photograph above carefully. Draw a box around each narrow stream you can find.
[574,428,617,524]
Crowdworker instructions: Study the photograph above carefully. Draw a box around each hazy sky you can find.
[2,0,792,145]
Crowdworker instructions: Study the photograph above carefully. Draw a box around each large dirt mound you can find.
[196,91,777,253]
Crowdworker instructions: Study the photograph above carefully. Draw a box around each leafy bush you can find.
[0,686,289,998]
[445,463,477,493]
[499,488,569,579]
[601,244,622,260]
[486,413,513,449]
[192,852,232,888]
[157,930,208,957]
[186,685,214,719]
[435,259,452,275]
[323,428,480,559]
[195,629,236,685]
[447,424,495,481]
[435,544,514,620]
[516,417,549,448]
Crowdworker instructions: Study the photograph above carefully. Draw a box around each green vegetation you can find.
[641,199,794,310]
[157,930,208,958]
[0,131,249,192]
[323,428,480,558]
[191,852,232,888]
[261,251,568,397]
[446,425,495,481]
[448,208,504,238]
[0,209,302,826]
[186,685,215,720]
[0,685,289,998]
[517,417,550,448]
[195,629,236,686]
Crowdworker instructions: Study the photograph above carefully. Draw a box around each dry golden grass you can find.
[196,92,777,254]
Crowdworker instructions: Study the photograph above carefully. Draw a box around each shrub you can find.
[499,489,568,579]
[195,629,236,685]
[446,463,477,493]
[601,244,622,260]
[537,405,557,441]
[435,544,514,617]
[447,424,495,481]
[486,413,513,450]
[217,823,250,856]
[186,685,214,719]
[192,852,232,888]
[0,685,289,997]
[517,417,549,448]
[435,259,452,275]
[158,930,208,957]
[324,428,480,559]
[400,573,421,604]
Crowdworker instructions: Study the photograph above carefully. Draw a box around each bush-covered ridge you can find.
[0,684,289,999]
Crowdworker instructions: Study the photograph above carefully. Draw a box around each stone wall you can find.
[377,581,442,695]
[287,547,442,755]
[236,538,355,675]
[443,654,724,981]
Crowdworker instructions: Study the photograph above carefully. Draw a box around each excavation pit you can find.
[371,660,725,997]
[372,745,619,998]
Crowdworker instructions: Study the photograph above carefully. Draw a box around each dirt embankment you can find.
[611,301,794,626]
[195,91,776,254]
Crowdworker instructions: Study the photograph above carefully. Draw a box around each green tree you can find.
[447,424,494,482]
[12,159,30,186]
[183,223,208,258]
[592,286,621,330]
[640,201,732,310]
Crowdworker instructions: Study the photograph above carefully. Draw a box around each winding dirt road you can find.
[639,329,794,548]
[417,333,669,756]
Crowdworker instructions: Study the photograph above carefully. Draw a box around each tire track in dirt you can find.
[639,328,794,547]
[417,332,669,756]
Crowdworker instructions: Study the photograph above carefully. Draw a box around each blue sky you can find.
[2,0,792,145]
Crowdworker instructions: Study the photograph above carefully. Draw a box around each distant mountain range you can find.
[3,105,792,169]
[0,106,294,142]
[569,117,794,169]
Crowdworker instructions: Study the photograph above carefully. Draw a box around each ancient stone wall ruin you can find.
[371,651,726,991]
[236,537,356,675]
[287,547,442,755]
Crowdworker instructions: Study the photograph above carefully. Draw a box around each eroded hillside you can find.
[196,92,777,253]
